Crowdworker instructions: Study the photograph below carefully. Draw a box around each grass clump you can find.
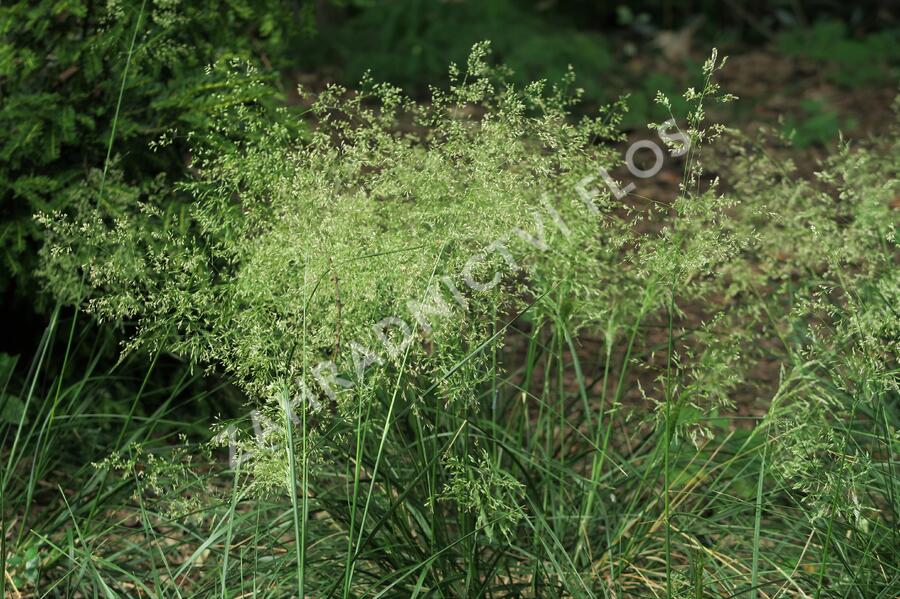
[38,43,633,410]
[6,43,900,597]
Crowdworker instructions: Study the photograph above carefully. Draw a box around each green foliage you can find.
[778,20,900,87]
[316,0,614,103]
[780,99,848,147]
[0,0,306,298]
[12,42,900,597]
[438,447,526,542]
[39,43,632,405]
